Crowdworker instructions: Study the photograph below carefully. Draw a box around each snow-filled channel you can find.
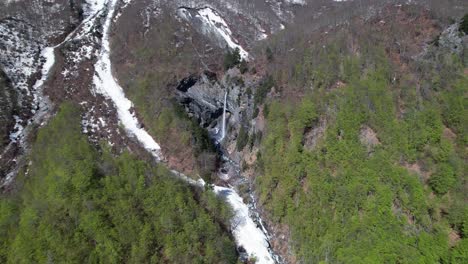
[93,0,162,160]
[91,1,276,262]
[169,171,277,263]
[214,186,276,264]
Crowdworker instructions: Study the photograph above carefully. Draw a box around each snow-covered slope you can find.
[93,0,163,160]
[178,7,250,60]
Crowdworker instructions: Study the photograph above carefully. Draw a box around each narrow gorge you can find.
[1,0,466,263]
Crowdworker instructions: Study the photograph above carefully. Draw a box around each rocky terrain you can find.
[1,0,467,263]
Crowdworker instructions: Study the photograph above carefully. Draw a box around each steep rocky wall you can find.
[0,0,84,43]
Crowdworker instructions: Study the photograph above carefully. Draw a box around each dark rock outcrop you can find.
[0,69,19,180]
[176,74,199,92]
[0,70,17,148]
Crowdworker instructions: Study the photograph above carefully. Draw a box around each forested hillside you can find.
[253,9,468,263]
[0,104,237,263]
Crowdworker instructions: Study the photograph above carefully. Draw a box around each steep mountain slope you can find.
[250,4,468,263]
[0,1,286,262]
[0,0,467,263]
[0,103,237,263]
[111,1,465,262]
[0,0,84,184]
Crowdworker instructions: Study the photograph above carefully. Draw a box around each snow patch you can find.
[179,7,249,60]
[83,0,107,17]
[285,0,306,5]
[0,21,42,97]
[214,186,275,264]
[32,47,56,93]
[9,116,24,143]
[169,171,278,263]
[198,8,249,60]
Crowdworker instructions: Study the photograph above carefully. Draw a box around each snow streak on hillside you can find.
[93,0,162,160]
[215,186,276,264]
[89,1,276,262]
[197,8,249,60]
[178,7,250,60]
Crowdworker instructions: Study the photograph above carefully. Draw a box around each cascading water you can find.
[220,90,228,141]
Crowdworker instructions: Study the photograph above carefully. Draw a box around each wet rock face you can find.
[175,69,251,141]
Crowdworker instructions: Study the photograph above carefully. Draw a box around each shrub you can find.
[266,46,274,62]
[223,47,241,70]
[254,75,275,106]
[460,13,468,35]
[429,163,456,195]
[236,126,249,151]
[239,59,248,74]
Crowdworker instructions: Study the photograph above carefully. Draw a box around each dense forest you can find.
[254,14,468,263]
[0,104,237,263]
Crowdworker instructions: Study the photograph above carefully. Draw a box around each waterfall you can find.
[220,90,228,141]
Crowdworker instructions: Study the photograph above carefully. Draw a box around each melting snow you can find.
[0,21,42,96]
[179,7,249,60]
[198,8,249,60]
[214,186,275,264]
[83,0,107,17]
[93,0,162,160]
[285,0,306,5]
[174,173,277,264]
[32,47,56,93]
[9,116,24,143]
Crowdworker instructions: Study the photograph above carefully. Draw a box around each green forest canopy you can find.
[0,103,237,264]
[256,38,467,263]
